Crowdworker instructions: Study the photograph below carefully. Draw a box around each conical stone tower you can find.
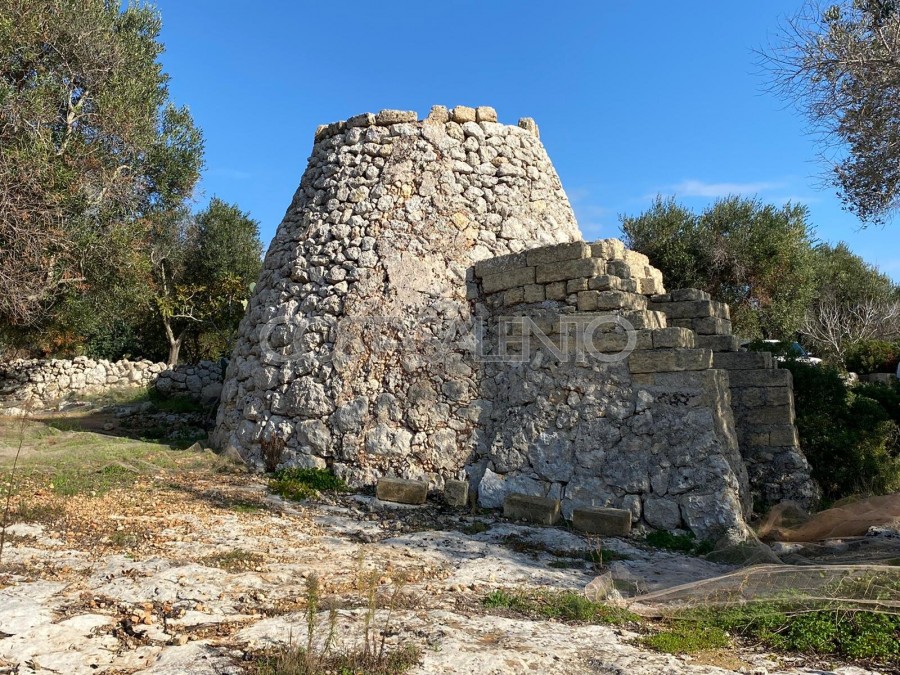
[212,106,581,485]
[214,106,816,542]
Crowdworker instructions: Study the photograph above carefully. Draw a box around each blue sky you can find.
[154,0,899,281]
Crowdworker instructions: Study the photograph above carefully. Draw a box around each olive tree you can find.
[766,0,900,224]
[0,0,203,329]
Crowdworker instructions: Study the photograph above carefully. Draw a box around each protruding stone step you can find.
[696,334,741,352]
[443,479,469,507]
[572,507,632,536]
[376,477,428,505]
[713,352,774,370]
[525,241,589,267]
[628,348,713,374]
[671,288,711,302]
[651,327,696,349]
[576,290,648,312]
[503,493,561,525]
[727,368,792,387]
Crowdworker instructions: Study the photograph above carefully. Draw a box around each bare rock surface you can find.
[0,475,886,674]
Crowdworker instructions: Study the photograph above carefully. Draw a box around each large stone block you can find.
[481,266,536,293]
[769,425,799,447]
[628,348,713,374]
[727,368,792,388]
[643,497,682,530]
[451,105,476,123]
[376,477,428,505]
[444,479,469,507]
[697,335,741,352]
[670,288,710,302]
[713,352,773,370]
[652,327,696,349]
[525,242,590,267]
[588,238,626,260]
[622,309,665,329]
[692,317,732,335]
[572,507,631,536]
[474,251,528,278]
[535,257,605,284]
[503,493,561,525]
[376,109,418,125]
[651,300,715,319]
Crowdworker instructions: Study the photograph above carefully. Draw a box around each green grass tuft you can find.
[482,588,637,625]
[642,623,730,653]
[646,602,900,664]
[269,468,349,501]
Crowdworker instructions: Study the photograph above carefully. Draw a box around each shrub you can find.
[647,602,900,664]
[783,361,900,500]
[269,468,349,501]
[845,340,900,375]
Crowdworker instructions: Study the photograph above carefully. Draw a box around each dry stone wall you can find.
[213,106,816,542]
[649,292,819,509]
[471,241,752,541]
[0,357,165,408]
[0,358,224,409]
[212,106,581,484]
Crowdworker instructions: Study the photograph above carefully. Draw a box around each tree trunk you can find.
[162,316,184,366]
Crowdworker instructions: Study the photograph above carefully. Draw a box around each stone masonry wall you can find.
[0,357,165,409]
[649,290,819,509]
[212,106,581,484]
[470,240,752,541]
[0,358,224,410]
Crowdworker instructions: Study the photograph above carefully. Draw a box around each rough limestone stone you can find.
[451,105,477,123]
[572,508,632,536]
[643,497,682,530]
[444,479,469,507]
[503,493,561,525]
[376,478,428,505]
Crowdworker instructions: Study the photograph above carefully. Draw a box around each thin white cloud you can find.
[667,179,786,198]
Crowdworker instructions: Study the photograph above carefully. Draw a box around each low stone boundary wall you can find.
[0,357,224,409]
[154,361,224,401]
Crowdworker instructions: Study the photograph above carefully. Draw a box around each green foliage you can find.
[648,599,900,664]
[845,340,900,375]
[151,199,262,363]
[0,0,203,328]
[481,589,637,625]
[713,603,899,662]
[644,530,714,555]
[784,361,900,500]
[269,468,350,501]
[621,196,816,339]
[769,1,900,224]
[641,623,730,654]
[811,243,898,309]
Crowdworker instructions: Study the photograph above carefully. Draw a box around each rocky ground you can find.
[0,404,896,675]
